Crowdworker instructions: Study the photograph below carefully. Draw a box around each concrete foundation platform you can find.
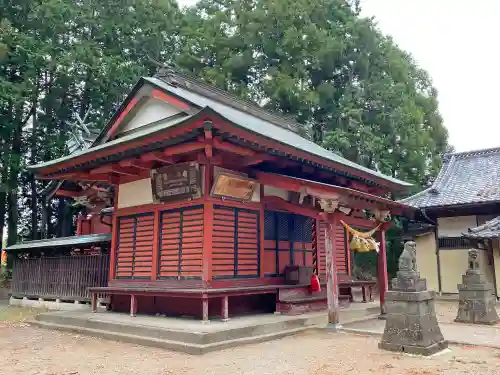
[10,296,102,312]
[30,302,380,354]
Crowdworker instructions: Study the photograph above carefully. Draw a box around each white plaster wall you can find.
[437,216,477,237]
[117,178,153,208]
[118,99,180,135]
[263,185,290,201]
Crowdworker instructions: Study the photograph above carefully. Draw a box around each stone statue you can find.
[380,240,448,355]
[398,241,417,272]
[468,249,480,272]
[455,248,499,325]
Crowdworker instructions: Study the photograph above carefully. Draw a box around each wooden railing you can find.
[11,254,110,301]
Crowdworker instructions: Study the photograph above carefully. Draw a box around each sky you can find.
[179,0,500,153]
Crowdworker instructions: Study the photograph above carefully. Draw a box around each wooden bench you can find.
[339,277,376,303]
[89,283,314,321]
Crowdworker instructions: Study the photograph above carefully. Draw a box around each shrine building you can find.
[10,68,414,322]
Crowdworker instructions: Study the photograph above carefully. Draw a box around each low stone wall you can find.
[9,296,106,312]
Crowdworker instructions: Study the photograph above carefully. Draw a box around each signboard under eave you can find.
[151,162,202,203]
[210,167,259,202]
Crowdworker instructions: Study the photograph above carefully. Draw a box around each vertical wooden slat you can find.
[151,211,160,280]
[259,199,265,279]
[10,254,110,301]
[109,211,118,280]
[203,202,214,281]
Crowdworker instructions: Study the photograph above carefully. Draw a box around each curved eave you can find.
[29,107,411,192]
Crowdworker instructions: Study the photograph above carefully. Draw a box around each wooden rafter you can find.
[119,158,154,170]
[213,137,255,156]
[90,164,140,177]
[163,141,205,157]
[141,152,175,164]
[54,189,81,198]
[240,154,278,167]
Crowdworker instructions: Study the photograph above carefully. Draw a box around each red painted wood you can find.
[203,202,214,281]
[107,97,138,139]
[109,186,119,281]
[119,158,154,170]
[151,211,160,280]
[377,229,388,315]
[213,137,255,156]
[164,141,205,157]
[54,189,80,198]
[256,171,408,212]
[151,89,191,110]
[261,196,321,219]
[38,118,206,176]
[140,152,175,164]
[259,189,265,279]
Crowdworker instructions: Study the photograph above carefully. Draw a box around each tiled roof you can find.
[5,233,111,252]
[463,216,500,239]
[400,147,500,208]
[29,69,411,188]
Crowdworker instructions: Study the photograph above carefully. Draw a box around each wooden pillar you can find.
[202,294,209,322]
[220,295,229,321]
[326,214,340,326]
[91,292,97,313]
[202,163,213,282]
[130,294,137,317]
[109,186,119,280]
[377,229,389,315]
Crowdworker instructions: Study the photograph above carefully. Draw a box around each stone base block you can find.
[378,340,448,356]
[455,285,499,325]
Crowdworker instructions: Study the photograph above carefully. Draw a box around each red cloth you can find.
[310,273,321,292]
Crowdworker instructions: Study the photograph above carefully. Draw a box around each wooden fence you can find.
[11,254,110,301]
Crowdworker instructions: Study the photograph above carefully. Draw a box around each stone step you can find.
[29,319,313,355]
[34,312,326,346]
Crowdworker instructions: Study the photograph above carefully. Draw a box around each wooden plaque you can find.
[151,162,201,203]
[210,171,258,202]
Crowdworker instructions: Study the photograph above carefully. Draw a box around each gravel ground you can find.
[2,320,500,375]
[435,301,500,325]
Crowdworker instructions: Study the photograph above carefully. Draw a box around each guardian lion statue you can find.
[399,241,418,272]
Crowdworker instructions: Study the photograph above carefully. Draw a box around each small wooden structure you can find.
[24,68,413,322]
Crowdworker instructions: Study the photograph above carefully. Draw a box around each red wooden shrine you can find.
[29,68,414,322]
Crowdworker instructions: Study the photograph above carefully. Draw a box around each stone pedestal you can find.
[379,269,448,356]
[455,268,499,325]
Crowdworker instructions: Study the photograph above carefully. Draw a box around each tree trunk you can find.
[0,191,6,252]
[30,86,39,240]
[6,108,24,247]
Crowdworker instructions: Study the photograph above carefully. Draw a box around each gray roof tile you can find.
[463,216,500,239]
[400,147,500,208]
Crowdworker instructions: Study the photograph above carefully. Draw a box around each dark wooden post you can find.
[202,294,209,322]
[377,229,388,315]
[220,295,229,321]
[326,213,340,327]
[91,292,98,313]
[130,294,137,317]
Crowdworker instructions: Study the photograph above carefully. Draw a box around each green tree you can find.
[0,0,182,247]
[177,0,451,191]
